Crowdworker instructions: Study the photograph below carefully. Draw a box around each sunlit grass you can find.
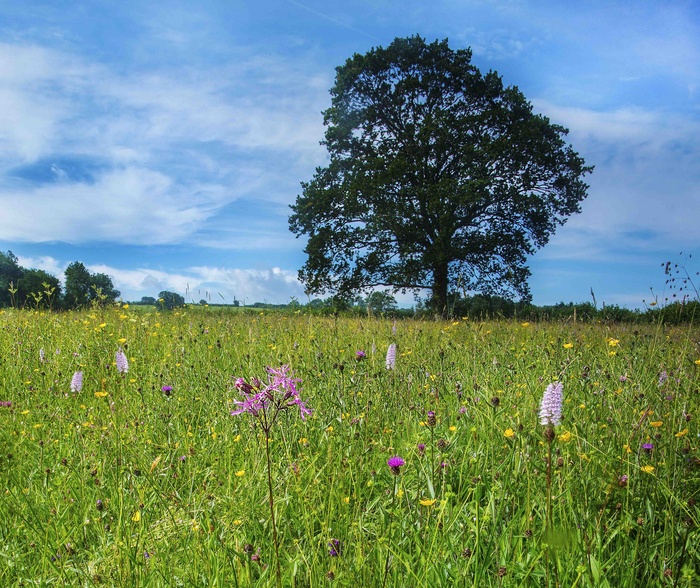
[0,307,698,586]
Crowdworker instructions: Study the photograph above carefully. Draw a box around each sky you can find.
[0,0,698,309]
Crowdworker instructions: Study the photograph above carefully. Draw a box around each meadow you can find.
[0,305,699,587]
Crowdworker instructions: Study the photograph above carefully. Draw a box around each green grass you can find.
[0,306,699,587]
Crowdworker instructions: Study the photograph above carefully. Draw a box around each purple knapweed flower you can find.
[387,455,405,475]
[162,385,173,396]
[539,382,563,427]
[618,475,628,488]
[0,401,12,408]
[355,350,366,361]
[116,349,129,374]
[417,443,426,456]
[385,344,397,370]
[658,370,668,386]
[642,443,654,453]
[70,371,83,393]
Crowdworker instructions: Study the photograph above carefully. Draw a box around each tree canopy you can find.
[63,262,120,308]
[289,35,592,313]
[157,291,185,310]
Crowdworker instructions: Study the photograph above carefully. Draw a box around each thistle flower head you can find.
[115,349,129,374]
[385,343,397,370]
[70,371,83,393]
[539,382,563,427]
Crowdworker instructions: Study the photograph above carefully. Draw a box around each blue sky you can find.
[0,0,698,308]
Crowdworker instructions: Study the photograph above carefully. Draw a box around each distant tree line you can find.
[0,250,119,310]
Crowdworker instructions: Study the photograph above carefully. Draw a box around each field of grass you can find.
[0,306,699,587]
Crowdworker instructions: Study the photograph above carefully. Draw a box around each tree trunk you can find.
[431,262,449,317]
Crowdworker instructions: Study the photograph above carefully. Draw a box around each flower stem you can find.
[264,430,282,588]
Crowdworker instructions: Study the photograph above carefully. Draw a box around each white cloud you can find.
[531,101,700,258]
[0,167,226,244]
[87,263,306,305]
[0,40,329,245]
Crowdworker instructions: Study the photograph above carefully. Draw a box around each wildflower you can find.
[618,475,628,488]
[70,371,83,393]
[385,344,397,370]
[650,421,663,428]
[426,410,436,427]
[328,538,342,557]
[355,350,366,361]
[231,365,311,422]
[161,385,173,396]
[96,499,104,511]
[116,349,129,374]
[504,428,515,438]
[235,470,245,477]
[563,342,573,349]
[417,443,426,456]
[658,371,668,386]
[0,401,12,407]
[387,455,405,475]
[640,465,655,474]
[675,429,689,438]
[419,498,437,507]
[558,430,572,442]
[539,382,563,427]
[642,443,654,453]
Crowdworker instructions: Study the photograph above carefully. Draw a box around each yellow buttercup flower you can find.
[132,510,141,522]
[650,421,663,427]
[558,431,572,442]
[504,428,515,438]
[235,470,245,477]
[641,465,655,474]
[563,342,573,349]
[675,429,689,438]
[419,498,437,507]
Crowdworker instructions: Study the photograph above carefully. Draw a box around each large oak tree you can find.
[289,36,592,313]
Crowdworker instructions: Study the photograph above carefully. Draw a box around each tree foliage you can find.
[63,261,120,308]
[289,35,591,313]
[158,291,185,311]
[16,269,61,309]
[0,251,22,307]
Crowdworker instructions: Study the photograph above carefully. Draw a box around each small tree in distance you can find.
[289,35,592,315]
[158,291,185,311]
